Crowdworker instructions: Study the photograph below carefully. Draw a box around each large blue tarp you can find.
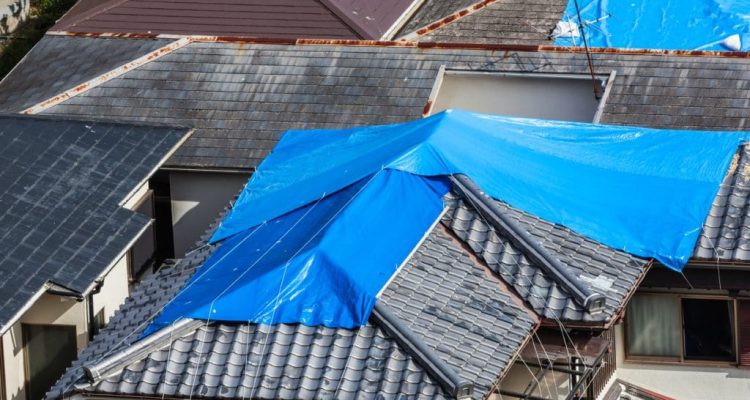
[214,110,749,272]
[149,109,749,333]
[145,170,449,334]
[555,0,750,51]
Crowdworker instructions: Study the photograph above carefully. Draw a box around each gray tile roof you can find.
[49,198,538,400]
[3,41,748,170]
[0,114,188,330]
[399,0,567,44]
[380,224,536,395]
[694,144,750,261]
[443,192,650,322]
[0,35,172,112]
[396,0,479,37]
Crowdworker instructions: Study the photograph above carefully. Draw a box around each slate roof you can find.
[0,35,172,112]
[5,40,750,170]
[49,200,538,400]
[0,114,188,331]
[396,0,480,37]
[399,0,568,44]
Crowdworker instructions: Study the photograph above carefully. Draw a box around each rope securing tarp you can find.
[147,110,749,332]
[555,0,750,51]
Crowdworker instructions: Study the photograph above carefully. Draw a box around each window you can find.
[426,68,613,123]
[22,324,77,400]
[626,294,742,364]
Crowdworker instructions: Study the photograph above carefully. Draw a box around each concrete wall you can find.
[0,252,132,400]
[170,171,249,257]
[614,323,750,400]
[431,72,601,122]
[0,0,29,34]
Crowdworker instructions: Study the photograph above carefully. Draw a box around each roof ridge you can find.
[449,174,606,313]
[398,0,497,42]
[316,0,370,39]
[22,37,192,115]
[370,302,473,399]
[54,0,132,30]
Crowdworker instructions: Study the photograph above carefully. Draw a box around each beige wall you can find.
[1,252,133,400]
[614,323,750,400]
[170,171,249,257]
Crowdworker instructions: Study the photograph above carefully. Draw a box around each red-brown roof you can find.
[52,0,361,39]
[51,0,418,39]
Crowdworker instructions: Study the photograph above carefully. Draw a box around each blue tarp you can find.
[148,109,749,333]
[145,170,449,334]
[555,0,750,51]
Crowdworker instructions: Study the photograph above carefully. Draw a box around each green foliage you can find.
[0,0,77,78]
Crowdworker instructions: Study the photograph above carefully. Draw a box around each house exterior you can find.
[0,115,190,400]
[0,0,747,399]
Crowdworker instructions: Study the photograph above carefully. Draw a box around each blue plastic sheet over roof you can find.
[555,0,750,51]
[149,109,748,333]
[146,170,449,334]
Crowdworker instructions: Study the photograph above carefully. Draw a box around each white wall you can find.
[614,324,750,400]
[431,73,602,122]
[170,171,249,257]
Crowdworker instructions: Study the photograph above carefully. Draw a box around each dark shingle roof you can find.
[399,0,567,44]
[0,35,172,112]
[49,199,538,400]
[443,192,650,322]
[0,115,188,330]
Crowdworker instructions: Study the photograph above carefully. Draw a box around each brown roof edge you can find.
[398,0,498,42]
[44,31,750,59]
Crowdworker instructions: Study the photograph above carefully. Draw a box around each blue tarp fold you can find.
[148,109,748,332]
[555,0,750,51]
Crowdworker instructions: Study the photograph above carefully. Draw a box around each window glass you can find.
[627,294,681,357]
[23,324,77,400]
[682,299,735,361]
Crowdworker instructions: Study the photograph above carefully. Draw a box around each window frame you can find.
[624,292,743,367]
[423,66,617,123]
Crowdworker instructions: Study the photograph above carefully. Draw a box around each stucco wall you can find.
[614,323,750,400]
[0,252,132,400]
[169,171,249,257]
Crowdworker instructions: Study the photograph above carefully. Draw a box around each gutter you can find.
[371,303,473,399]
[449,174,606,313]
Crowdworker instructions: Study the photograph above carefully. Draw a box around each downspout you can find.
[87,280,104,341]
